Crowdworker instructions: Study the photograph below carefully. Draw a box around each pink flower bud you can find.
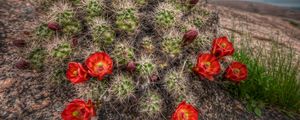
[15,60,30,69]
[183,29,198,44]
[189,0,199,5]
[13,39,26,47]
[47,22,61,31]
[126,61,136,72]
[150,74,159,82]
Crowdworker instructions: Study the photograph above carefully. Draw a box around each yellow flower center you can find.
[221,43,227,48]
[233,68,240,74]
[204,62,211,68]
[73,71,78,76]
[72,110,79,117]
[96,62,103,67]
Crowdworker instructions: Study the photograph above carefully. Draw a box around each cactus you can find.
[86,79,109,101]
[112,43,135,65]
[141,37,155,54]
[155,10,175,28]
[136,57,156,77]
[165,71,187,96]
[91,19,115,46]
[28,48,46,70]
[52,43,72,59]
[56,11,81,36]
[69,0,81,5]
[162,37,182,58]
[110,74,135,100]
[135,0,147,5]
[85,0,103,20]
[193,17,203,28]
[116,8,138,33]
[35,23,54,40]
[140,91,162,116]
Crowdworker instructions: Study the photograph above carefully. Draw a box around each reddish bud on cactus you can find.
[15,60,30,69]
[150,74,159,82]
[183,29,198,44]
[47,22,61,31]
[13,39,26,47]
[71,36,78,47]
[189,0,199,5]
[126,61,136,72]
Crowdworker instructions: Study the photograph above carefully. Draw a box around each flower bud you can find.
[150,74,159,82]
[13,39,26,47]
[15,60,30,69]
[47,22,61,31]
[183,28,198,44]
[189,0,199,5]
[126,61,136,72]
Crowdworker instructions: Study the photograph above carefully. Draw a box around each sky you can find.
[243,0,300,7]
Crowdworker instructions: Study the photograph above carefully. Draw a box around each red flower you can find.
[61,99,96,120]
[225,62,248,82]
[85,52,113,80]
[193,53,221,80]
[211,36,234,58]
[66,62,89,84]
[183,29,198,44]
[172,101,198,120]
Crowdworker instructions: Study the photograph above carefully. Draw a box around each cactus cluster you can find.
[112,43,135,65]
[56,10,81,36]
[136,57,156,77]
[91,19,115,46]
[84,0,103,20]
[52,43,72,59]
[135,0,147,5]
[140,91,162,116]
[162,36,182,58]
[28,48,46,70]
[85,79,109,101]
[116,8,139,33]
[35,23,54,40]
[141,37,155,54]
[110,74,135,100]
[155,10,175,28]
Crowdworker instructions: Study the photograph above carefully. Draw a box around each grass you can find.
[227,35,300,114]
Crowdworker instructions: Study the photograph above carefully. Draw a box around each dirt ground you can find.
[0,0,299,120]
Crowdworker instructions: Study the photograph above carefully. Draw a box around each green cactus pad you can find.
[162,37,182,57]
[92,25,115,46]
[112,43,134,65]
[52,43,72,59]
[140,91,162,116]
[35,23,54,39]
[116,9,138,33]
[28,48,46,70]
[111,74,135,100]
[156,10,175,27]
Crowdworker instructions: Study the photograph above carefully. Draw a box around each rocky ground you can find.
[0,0,299,120]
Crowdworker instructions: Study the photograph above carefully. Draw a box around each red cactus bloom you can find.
[61,99,95,120]
[183,28,198,44]
[193,53,221,81]
[225,62,248,82]
[66,62,89,84]
[172,101,198,120]
[48,22,61,31]
[211,36,234,58]
[85,52,113,80]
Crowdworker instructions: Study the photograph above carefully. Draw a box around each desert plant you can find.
[52,43,72,59]
[140,91,162,117]
[141,37,155,54]
[110,74,135,100]
[56,10,81,36]
[136,56,156,78]
[35,23,54,40]
[91,19,115,46]
[112,43,135,65]
[164,70,187,97]
[28,48,46,70]
[135,0,147,5]
[116,8,139,33]
[162,36,182,58]
[84,0,103,21]
[155,3,180,32]
[85,79,109,101]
